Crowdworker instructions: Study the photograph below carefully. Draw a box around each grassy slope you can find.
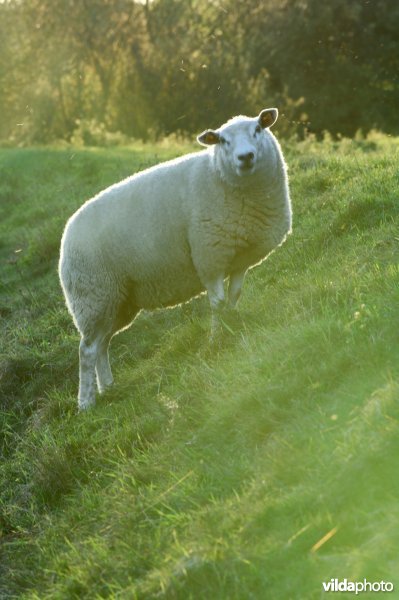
[1,135,399,599]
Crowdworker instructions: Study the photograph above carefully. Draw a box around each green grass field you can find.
[1,135,399,599]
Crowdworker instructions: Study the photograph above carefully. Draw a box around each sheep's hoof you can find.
[78,399,96,412]
[98,381,114,395]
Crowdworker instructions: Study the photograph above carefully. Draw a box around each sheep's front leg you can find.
[204,275,225,341]
[228,269,247,309]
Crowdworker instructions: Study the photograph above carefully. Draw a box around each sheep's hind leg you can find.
[95,289,139,395]
[79,336,101,410]
[79,284,139,409]
[96,334,114,394]
[79,330,114,409]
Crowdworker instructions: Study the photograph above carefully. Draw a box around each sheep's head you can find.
[197,108,278,181]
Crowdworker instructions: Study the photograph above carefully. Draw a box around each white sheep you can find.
[59,108,292,410]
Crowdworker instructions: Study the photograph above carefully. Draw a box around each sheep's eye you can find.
[254,125,262,136]
[220,136,230,146]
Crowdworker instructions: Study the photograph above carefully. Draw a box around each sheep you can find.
[59,108,292,410]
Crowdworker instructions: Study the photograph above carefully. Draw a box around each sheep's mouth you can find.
[237,164,255,175]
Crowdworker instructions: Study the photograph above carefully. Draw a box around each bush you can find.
[70,119,132,147]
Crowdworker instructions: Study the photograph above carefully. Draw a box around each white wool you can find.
[59,109,292,410]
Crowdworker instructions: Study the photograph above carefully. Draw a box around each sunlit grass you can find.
[1,134,399,598]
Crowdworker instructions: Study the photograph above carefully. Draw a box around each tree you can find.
[1,0,398,143]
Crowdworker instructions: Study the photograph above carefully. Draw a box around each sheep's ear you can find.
[258,108,278,129]
[197,129,220,146]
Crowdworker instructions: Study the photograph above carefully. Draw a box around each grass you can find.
[1,134,399,599]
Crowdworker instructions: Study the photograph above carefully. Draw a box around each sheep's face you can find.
[197,108,278,181]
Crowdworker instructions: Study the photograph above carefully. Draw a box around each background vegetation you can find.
[1,0,399,145]
[1,136,399,597]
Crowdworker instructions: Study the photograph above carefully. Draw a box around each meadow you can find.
[1,134,399,599]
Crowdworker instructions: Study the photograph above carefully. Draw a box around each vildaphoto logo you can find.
[322,579,394,594]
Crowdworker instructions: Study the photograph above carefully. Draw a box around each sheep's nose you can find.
[237,151,255,164]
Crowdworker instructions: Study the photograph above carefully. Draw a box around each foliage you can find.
[1,0,398,144]
[1,136,399,597]
[70,119,132,147]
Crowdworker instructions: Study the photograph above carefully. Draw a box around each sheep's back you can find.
[61,151,214,309]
